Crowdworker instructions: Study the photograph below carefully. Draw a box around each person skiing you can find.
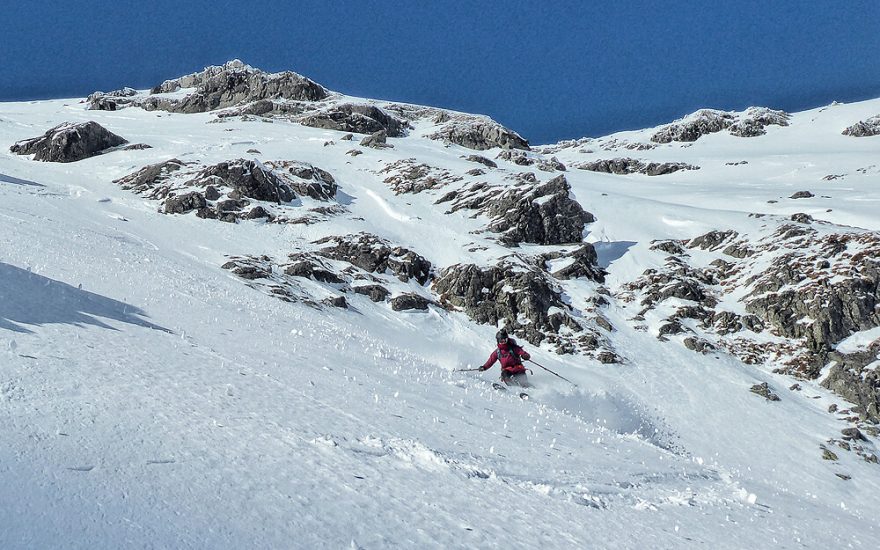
[479,329,532,387]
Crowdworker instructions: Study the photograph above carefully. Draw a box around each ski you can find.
[492,382,529,400]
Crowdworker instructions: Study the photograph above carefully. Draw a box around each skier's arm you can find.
[516,346,531,361]
[479,350,498,371]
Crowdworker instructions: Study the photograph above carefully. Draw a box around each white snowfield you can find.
[1,88,880,549]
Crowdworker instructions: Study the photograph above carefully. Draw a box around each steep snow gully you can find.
[2,62,879,548]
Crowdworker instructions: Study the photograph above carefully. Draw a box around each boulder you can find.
[114,159,187,195]
[390,293,431,311]
[485,175,595,245]
[299,104,407,136]
[140,60,327,113]
[164,192,207,214]
[462,155,498,168]
[750,382,781,401]
[353,284,390,302]
[434,262,582,346]
[188,160,296,202]
[10,121,127,162]
[842,115,880,137]
[428,118,529,151]
[264,160,337,200]
[360,130,391,149]
[315,233,432,284]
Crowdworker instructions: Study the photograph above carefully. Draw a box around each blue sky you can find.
[3,1,879,144]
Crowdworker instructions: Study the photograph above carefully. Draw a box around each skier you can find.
[479,329,532,388]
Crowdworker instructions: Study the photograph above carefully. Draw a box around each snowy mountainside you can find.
[2,61,880,548]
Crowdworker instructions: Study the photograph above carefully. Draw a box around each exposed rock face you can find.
[188,160,296,203]
[263,161,337,200]
[164,191,206,214]
[789,190,814,199]
[486,175,594,245]
[538,245,606,283]
[447,175,594,246]
[621,221,880,418]
[353,284,390,302]
[314,233,432,285]
[88,60,327,114]
[115,158,337,223]
[462,155,497,168]
[729,108,791,137]
[360,130,392,149]
[390,293,432,311]
[86,87,138,111]
[842,116,880,137]
[434,263,580,347]
[822,340,880,422]
[428,118,529,151]
[651,110,735,143]
[379,159,463,194]
[744,235,880,357]
[299,104,407,136]
[284,258,345,284]
[114,159,188,197]
[573,158,699,176]
[750,382,781,401]
[650,107,789,143]
[10,122,127,162]
[157,60,326,113]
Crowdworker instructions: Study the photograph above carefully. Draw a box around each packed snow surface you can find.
[2,90,880,549]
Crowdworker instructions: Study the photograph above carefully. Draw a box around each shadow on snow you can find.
[0,172,45,187]
[0,262,171,334]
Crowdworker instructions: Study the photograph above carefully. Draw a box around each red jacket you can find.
[482,340,530,374]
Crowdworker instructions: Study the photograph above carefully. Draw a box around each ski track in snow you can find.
[1,94,879,548]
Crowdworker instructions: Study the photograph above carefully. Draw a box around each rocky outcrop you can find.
[462,155,497,168]
[314,233,432,285]
[299,104,407,137]
[10,122,127,162]
[842,116,880,137]
[651,110,735,143]
[114,159,188,197]
[434,262,613,356]
[86,87,138,111]
[88,60,327,114]
[379,159,463,194]
[447,175,594,246]
[263,160,337,200]
[745,246,880,358]
[353,284,390,302]
[164,192,207,214]
[115,158,337,223]
[428,118,529,151]
[574,158,699,176]
[390,293,432,311]
[486,175,594,245]
[187,160,296,203]
[822,340,880,422]
[538,245,605,283]
[651,107,789,143]
[729,108,791,137]
[360,130,392,149]
[435,263,577,347]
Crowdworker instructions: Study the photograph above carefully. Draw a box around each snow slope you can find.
[2,84,880,549]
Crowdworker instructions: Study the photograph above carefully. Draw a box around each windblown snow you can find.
[2,65,879,549]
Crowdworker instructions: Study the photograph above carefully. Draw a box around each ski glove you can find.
[522,353,531,360]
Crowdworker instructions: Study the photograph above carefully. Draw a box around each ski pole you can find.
[455,367,483,372]
[527,359,577,386]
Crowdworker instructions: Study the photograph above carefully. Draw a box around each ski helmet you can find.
[496,329,509,342]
